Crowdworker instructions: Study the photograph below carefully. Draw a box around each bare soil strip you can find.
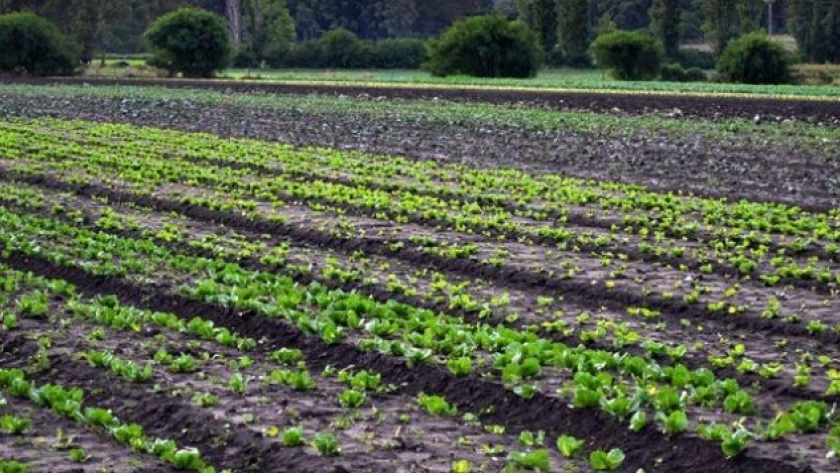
[20,77,840,122]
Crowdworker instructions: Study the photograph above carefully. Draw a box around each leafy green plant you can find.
[162,447,207,470]
[0,459,28,472]
[191,392,219,408]
[1,311,16,330]
[311,433,340,456]
[723,391,756,415]
[281,426,305,447]
[338,389,366,408]
[229,372,249,395]
[629,411,647,432]
[655,410,688,436]
[270,369,316,391]
[84,407,119,429]
[417,393,457,417]
[68,448,89,463]
[270,348,303,366]
[446,357,473,376]
[0,415,30,434]
[169,354,199,374]
[506,449,550,471]
[589,448,625,470]
[518,430,545,447]
[556,434,584,458]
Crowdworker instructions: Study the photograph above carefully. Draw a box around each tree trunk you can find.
[227,0,242,45]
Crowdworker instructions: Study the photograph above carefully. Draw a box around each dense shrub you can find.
[660,63,707,82]
[281,40,323,68]
[684,67,707,82]
[676,48,716,70]
[0,12,77,76]
[425,14,543,78]
[144,8,231,78]
[317,28,368,69]
[591,30,663,80]
[716,32,792,84]
[370,38,427,69]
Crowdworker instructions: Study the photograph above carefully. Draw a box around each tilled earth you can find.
[1,85,838,212]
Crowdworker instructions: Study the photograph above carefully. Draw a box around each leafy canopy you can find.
[591,30,663,81]
[0,12,77,76]
[716,32,792,85]
[143,7,231,78]
[425,14,543,78]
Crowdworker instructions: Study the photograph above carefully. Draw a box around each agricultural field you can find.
[0,82,838,472]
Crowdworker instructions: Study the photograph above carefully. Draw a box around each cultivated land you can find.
[0,81,838,472]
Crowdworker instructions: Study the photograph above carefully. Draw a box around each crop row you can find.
[3,124,840,395]
[0,117,835,469]
[0,261,595,471]
[0,192,832,470]
[0,177,834,408]
[3,122,840,344]
[5,119,840,303]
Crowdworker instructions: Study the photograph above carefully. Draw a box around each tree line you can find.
[512,0,839,64]
[0,0,491,56]
[0,0,837,64]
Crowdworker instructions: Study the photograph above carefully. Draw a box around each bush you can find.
[282,40,322,68]
[280,36,426,69]
[684,67,707,82]
[716,32,792,84]
[659,63,687,81]
[144,7,231,78]
[591,30,663,81]
[425,14,543,78]
[0,12,77,76]
[659,63,706,82]
[370,38,427,69]
[318,28,367,69]
[676,48,715,70]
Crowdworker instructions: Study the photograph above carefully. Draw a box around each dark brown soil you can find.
[19,77,840,123]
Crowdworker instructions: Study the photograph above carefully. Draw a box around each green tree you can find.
[384,0,418,37]
[594,0,654,31]
[595,12,617,36]
[516,0,558,54]
[650,0,680,59]
[425,14,543,77]
[702,0,739,53]
[557,0,592,66]
[716,31,791,83]
[239,0,294,66]
[0,11,77,75]
[736,0,762,35]
[317,27,365,68]
[824,2,840,63]
[789,0,840,63]
[72,0,125,64]
[591,29,663,79]
[144,7,231,77]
